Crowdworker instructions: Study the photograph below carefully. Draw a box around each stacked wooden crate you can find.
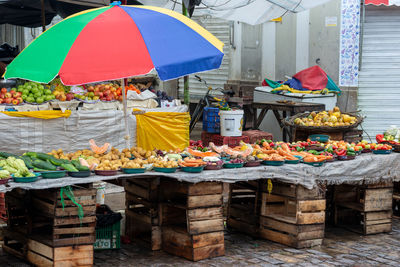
[160,180,225,261]
[334,182,393,235]
[259,180,326,248]
[27,185,96,266]
[227,181,261,236]
[124,178,161,250]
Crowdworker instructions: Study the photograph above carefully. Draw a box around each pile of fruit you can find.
[179,158,206,167]
[0,87,23,105]
[80,83,123,102]
[18,81,54,104]
[294,107,358,127]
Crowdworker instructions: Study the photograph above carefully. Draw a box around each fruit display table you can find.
[1,153,400,193]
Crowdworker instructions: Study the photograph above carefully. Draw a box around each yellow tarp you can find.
[1,110,71,119]
[136,111,190,151]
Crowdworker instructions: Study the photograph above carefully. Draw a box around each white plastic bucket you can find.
[220,110,244,137]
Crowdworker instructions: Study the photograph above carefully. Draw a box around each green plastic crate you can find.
[94,221,121,250]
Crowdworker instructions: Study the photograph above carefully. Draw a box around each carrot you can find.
[262,142,271,150]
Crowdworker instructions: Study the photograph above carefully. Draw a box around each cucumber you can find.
[61,163,78,172]
[0,152,18,158]
[36,152,55,162]
[71,160,90,171]
[32,159,57,171]
[21,156,34,169]
[23,152,38,158]
[50,158,64,166]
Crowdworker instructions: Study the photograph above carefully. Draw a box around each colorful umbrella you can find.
[4,3,224,85]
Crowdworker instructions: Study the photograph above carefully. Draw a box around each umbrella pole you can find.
[121,79,130,148]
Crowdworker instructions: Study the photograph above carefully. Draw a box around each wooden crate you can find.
[227,181,261,236]
[27,239,93,267]
[160,180,225,261]
[29,185,97,247]
[259,181,326,248]
[125,178,161,251]
[334,182,393,235]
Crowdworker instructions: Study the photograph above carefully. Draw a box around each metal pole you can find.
[121,79,130,148]
[182,1,190,105]
[41,0,46,32]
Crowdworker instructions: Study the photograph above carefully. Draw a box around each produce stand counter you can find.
[1,153,399,193]
[252,101,325,142]
[1,153,399,262]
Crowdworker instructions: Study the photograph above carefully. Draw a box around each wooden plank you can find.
[365,223,392,235]
[365,182,393,189]
[296,185,325,200]
[187,195,222,209]
[27,250,53,267]
[336,202,363,211]
[263,213,297,224]
[54,215,96,226]
[365,219,392,226]
[125,183,150,200]
[188,182,222,196]
[56,199,95,207]
[297,230,325,241]
[53,226,95,235]
[188,218,224,235]
[192,243,225,261]
[297,211,325,225]
[54,257,93,267]
[127,178,158,190]
[2,243,26,260]
[187,207,223,221]
[55,205,96,217]
[192,232,224,249]
[265,194,286,203]
[365,211,392,221]
[298,200,326,212]
[259,227,296,247]
[334,191,357,202]
[52,235,95,247]
[260,216,325,236]
[53,245,93,261]
[28,239,53,259]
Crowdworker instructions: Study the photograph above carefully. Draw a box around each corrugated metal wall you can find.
[358,6,400,138]
[178,15,231,101]
[0,24,25,50]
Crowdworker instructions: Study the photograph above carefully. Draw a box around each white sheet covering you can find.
[0,105,188,154]
[0,153,399,192]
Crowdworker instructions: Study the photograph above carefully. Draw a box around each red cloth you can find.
[365,0,389,5]
[292,65,328,91]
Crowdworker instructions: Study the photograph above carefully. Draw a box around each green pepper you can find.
[296,146,302,152]
[347,151,356,156]
[308,149,317,155]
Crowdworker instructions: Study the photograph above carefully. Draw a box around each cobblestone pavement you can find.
[1,218,400,266]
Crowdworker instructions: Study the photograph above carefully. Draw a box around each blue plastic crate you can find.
[203,107,220,133]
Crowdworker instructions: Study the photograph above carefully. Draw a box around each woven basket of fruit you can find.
[284,107,363,132]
